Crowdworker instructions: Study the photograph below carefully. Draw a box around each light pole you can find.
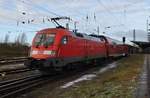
[103,26,111,34]
[147,19,150,42]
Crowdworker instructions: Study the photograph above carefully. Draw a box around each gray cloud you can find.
[0,0,148,43]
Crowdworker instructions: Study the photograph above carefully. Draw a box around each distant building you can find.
[132,41,150,53]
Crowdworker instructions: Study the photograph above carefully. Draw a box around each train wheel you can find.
[39,68,56,75]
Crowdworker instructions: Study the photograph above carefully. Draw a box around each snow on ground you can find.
[61,62,117,89]
[97,62,116,74]
[61,74,96,88]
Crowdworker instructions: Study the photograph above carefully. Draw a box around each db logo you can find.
[38,51,43,54]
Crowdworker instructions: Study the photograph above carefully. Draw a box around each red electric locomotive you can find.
[25,27,108,71]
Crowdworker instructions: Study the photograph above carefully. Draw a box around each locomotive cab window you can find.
[34,33,56,47]
[61,36,68,45]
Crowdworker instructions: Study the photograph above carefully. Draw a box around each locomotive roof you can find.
[71,32,103,42]
[89,34,123,45]
[37,28,123,44]
[38,28,68,32]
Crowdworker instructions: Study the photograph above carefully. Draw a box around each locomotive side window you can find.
[112,42,117,45]
[100,38,105,42]
[61,36,68,45]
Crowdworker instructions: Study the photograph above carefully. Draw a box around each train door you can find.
[58,36,70,58]
[84,39,88,59]
[100,36,109,57]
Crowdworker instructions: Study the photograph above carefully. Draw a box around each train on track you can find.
[24,17,129,73]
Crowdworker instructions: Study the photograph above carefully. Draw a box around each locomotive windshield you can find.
[34,33,55,47]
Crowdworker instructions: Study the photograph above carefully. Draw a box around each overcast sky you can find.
[0,0,149,43]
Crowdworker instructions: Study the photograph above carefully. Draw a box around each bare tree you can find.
[15,34,20,45]
[15,33,27,45]
[4,34,9,44]
[20,33,27,45]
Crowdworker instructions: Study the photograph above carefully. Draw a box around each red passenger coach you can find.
[89,34,129,57]
[105,37,129,57]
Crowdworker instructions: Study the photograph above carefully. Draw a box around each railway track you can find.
[0,68,35,76]
[0,67,89,98]
[0,57,28,65]
[0,70,64,98]
[0,74,46,98]
[0,70,86,98]
[0,57,121,98]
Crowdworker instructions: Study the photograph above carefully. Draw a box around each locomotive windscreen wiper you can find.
[34,34,45,48]
[43,34,55,48]
[43,41,49,48]
[34,33,55,48]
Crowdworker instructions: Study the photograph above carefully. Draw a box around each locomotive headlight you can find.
[51,50,56,55]
[31,50,38,55]
[43,50,56,55]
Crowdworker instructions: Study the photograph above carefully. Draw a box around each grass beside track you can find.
[59,54,144,98]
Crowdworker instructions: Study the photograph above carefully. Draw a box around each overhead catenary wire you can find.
[0,0,147,36]
[57,1,110,34]
[17,0,79,29]
[0,0,58,29]
[96,0,123,27]
[18,0,62,17]
[0,0,101,34]
[0,14,44,33]
[0,8,48,30]
[1,17,55,32]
